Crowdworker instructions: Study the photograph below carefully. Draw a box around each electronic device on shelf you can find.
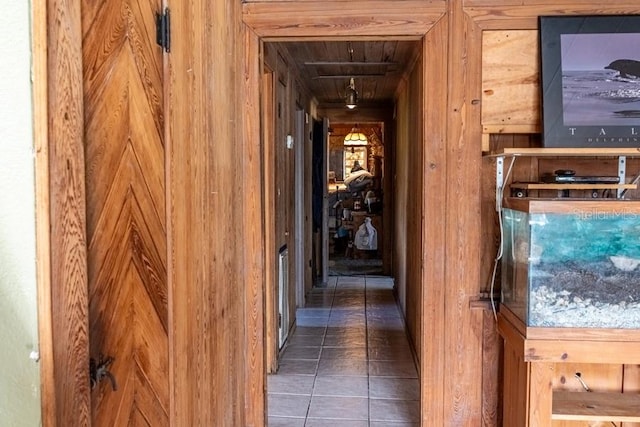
[541,169,620,184]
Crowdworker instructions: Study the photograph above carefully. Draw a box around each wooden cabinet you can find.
[498,309,640,426]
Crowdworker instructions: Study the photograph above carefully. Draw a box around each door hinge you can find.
[156,7,170,53]
[278,313,282,328]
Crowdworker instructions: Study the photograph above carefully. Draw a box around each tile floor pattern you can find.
[268,275,420,426]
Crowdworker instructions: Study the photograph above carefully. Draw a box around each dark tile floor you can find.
[267,275,420,426]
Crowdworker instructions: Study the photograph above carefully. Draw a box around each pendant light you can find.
[343,126,368,146]
[345,78,358,109]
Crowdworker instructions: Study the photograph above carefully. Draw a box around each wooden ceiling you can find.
[274,40,421,108]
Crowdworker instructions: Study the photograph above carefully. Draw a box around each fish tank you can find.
[501,199,640,328]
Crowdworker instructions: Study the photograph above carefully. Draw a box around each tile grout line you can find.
[364,274,372,426]
[304,278,336,425]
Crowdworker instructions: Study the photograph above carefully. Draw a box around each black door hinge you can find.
[156,8,170,53]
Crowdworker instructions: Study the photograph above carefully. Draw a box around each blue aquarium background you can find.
[531,212,640,262]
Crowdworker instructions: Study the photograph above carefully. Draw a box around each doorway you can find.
[326,122,386,278]
[261,38,425,424]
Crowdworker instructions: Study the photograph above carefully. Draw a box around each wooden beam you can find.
[242,1,445,38]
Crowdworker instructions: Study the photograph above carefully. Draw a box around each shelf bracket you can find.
[496,156,504,212]
[618,156,626,198]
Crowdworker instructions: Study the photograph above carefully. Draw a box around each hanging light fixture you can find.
[343,125,368,146]
[345,78,358,109]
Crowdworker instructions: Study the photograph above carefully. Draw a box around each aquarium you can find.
[501,200,640,328]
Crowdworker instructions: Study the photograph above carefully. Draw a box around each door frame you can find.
[242,1,449,425]
[321,118,330,285]
[294,110,306,308]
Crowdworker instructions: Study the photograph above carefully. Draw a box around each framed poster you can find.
[540,15,640,147]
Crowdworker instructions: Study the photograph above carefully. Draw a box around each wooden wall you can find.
[478,5,640,427]
[41,0,640,426]
[263,42,316,372]
[394,51,424,354]
[168,1,264,425]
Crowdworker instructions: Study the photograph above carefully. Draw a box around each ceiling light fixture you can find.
[343,126,368,146]
[345,78,358,109]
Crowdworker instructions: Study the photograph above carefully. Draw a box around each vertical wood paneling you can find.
[528,363,554,426]
[421,18,448,426]
[169,0,247,424]
[502,340,528,426]
[481,30,539,128]
[412,60,424,353]
[398,47,422,358]
[46,0,91,424]
[242,26,266,427]
[482,311,502,427]
[169,0,210,423]
[623,364,640,427]
[444,2,484,424]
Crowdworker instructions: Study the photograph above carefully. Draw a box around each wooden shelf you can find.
[552,391,640,422]
[511,182,637,191]
[485,147,640,157]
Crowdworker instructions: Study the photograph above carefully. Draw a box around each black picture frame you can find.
[540,15,640,148]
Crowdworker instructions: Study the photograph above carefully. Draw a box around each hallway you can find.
[267,275,420,426]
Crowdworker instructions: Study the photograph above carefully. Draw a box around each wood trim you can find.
[421,18,448,426]
[441,2,484,423]
[32,0,56,424]
[242,1,445,38]
[45,0,91,425]
[499,313,640,364]
[164,0,174,423]
[168,1,210,424]
[262,68,277,374]
[466,5,640,30]
[525,341,640,364]
[242,25,266,427]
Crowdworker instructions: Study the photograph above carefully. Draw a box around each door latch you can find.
[90,355,118,391]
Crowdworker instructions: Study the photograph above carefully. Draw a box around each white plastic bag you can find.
[354,217,377,250]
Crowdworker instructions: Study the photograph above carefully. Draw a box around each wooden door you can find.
[82,0,168,425]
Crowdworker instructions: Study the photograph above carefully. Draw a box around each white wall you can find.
[0,1,42,425]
